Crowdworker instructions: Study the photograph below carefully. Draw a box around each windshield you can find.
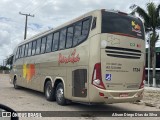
[102,11,145,40]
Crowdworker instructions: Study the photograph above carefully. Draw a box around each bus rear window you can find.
[102,11,144,40]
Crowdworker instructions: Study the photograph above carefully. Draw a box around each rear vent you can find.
[106,46,141,59]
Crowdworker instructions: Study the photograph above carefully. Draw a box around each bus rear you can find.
[89,10,145,104]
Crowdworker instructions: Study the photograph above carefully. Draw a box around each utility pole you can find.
[148,33,150,87]
[19,12,34,40]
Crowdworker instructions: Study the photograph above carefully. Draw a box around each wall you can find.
[0,70,10,74]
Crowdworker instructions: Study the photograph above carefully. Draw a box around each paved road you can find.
[0,74,159,120]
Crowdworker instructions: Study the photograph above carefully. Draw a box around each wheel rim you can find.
[46,85,52,97]
[57,88,63,101]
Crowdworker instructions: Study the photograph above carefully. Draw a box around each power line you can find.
[29,0,47,13]
[19,12,34,40]
[30,1,52,15]
[22,0,35,12]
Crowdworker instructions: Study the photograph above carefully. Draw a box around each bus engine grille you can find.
[105,46,141,59]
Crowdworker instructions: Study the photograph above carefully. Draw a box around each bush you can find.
[0,66,10,70]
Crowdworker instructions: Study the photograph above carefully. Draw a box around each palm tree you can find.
[130,2,160,87]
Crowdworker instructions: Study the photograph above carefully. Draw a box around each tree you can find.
[0,66,10,70]
[130,2,160,87]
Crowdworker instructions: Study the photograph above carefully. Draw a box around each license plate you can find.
[119,93,128,97]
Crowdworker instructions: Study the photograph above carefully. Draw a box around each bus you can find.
[10,9,145,105]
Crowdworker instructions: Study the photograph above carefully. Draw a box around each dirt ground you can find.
[142,88,160,108]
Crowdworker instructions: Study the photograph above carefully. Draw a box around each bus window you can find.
[73,22,82,46]
[91,17,97,30]
[28,42,32,56]
[21,45,25,58]
[59,29,67,50]
[18,46,22,58]
[24,43,29,57]
[52,32,59,51]
[102,11,144,39]
[41,37,47,54]
[66,26,74,48]
[46,34,53,53]
[80,19,90,42]
[15,47,19,59]
[32,40,37,55]
[35,38,41,55]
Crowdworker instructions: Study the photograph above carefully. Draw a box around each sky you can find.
[0,0,160,65]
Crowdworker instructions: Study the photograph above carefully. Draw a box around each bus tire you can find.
[44,81,56,101]
[55,83,67,105]
[13,77,19,89]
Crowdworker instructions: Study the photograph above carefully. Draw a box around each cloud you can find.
[0,17,11,22]
[0,22,12,47]
[28,23,42,30]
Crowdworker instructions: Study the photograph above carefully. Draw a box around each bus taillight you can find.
[139,67,145,89]
[92,63,106,90]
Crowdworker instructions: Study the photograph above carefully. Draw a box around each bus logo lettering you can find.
[131,21,142,35]
[58,49,80,64]
[131,21,141,31]
[133,68,140,72]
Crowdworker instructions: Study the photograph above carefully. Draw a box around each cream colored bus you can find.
[10,9,145,105]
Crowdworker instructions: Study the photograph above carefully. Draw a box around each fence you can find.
[145,69,160,86]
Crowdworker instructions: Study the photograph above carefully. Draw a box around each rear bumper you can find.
[89,87,144,104]
[104,94,143,104]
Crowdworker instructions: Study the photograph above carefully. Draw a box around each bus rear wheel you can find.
[44,81,56,101]
[55,83,67,105]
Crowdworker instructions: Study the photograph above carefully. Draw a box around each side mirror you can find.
[0,104,18,120]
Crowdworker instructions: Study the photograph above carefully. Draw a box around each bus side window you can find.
[91,17,96,30]
[41,37,47,54]
[73,21,82,46]
[80,19,90,42]
[21,45,25,58]
[46,34,53,53]
[31,40,37,56]
[28,42,32,56]
[66,26,74,48]
[59,28,67,50]
[15,47,19,60]
[35,38,41,55]
[24,43,29,57]
[52,32,59,51]
[18,46,22,58]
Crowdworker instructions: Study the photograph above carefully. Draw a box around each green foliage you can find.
[0,66,10,70]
